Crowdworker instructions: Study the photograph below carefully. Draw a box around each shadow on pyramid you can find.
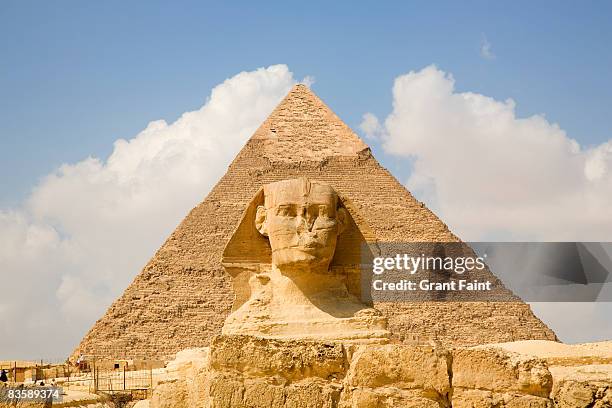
[72,84,557,360]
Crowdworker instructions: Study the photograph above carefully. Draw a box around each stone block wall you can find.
[151,336,567,408]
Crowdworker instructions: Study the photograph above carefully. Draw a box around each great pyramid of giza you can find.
[72,84,556,360]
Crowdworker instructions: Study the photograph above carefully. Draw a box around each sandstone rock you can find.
[284,379,342,408]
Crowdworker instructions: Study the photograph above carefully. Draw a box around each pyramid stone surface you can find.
[73,85,556,360]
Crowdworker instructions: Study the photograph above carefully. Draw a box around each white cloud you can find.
[480,35,495,60]
[0,65,296,360]
[359,112,384,140]
[300,75,316,88]
[361,66,612,343]
[363,65,612,241]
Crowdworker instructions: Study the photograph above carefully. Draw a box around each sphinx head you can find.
[255,178,347,271]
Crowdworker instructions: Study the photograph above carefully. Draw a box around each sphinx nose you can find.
[297,209,316,232]
[305,216,315,232]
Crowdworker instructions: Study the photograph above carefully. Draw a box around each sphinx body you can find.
[222,178,390,343]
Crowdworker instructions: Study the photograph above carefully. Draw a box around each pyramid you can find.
[72,85,556,360]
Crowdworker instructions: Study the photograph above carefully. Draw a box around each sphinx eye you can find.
[276,205,295,217]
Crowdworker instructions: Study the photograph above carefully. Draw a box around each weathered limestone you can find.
[474,340,612,407]
[480,339,612,366]
[222,178,389,342]
[550,365,612,408]
[208,336,346,408]
[210,335,347,381]
[151,381,190,408]
[148,337,612,408]
[452,348,552,397]
[452,347,553,407]
[204,336,456,408]
[151,348,210,408]
[340,344,452,407]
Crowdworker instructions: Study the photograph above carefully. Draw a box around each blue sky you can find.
[1,1,612,206]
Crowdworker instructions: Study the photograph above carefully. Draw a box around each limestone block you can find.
[242,378,286,408]
[150,347,210,408]
[339,387,445,408]
[553,381,597,408]
[208,373,341,408]
[550,365,612,408]
[210,335,347,381]
[452,347,552,397]
[166,347,209,380]
[284,379,342,408]
[338,344,451,407]
[150,379,189,408]
[345,344,451,394]
[208,336,346,408]
[452,389,551,408]
[208,373,246,408]
[191,359,211,408]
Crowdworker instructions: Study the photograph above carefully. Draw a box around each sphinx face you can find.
[256,178,346,271]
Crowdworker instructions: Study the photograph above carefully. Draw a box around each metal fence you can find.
[1,357,160,399]
[93,367,153,394]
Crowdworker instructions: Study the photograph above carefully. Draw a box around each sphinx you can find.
[221,177,390,343]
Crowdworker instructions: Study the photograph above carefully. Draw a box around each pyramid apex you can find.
[284,82,320,99]
[292,83,311,90]
[248,83,370,162]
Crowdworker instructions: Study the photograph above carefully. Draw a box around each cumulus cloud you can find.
[361,66,612,343]
[0,65,297,360]
[363,65,612,241]
[359,112,384,140]
[300,75,316,88]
